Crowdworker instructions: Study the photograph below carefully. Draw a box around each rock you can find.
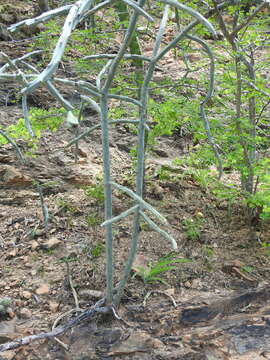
[0,318,17,343]
[164,288,175,297]
[0,145,14,163]
[0,350,17,360]
[0,190,38,205]
[33,229,45,237]
[184,281,192,288]
[0,165,31,187]
[22,256,30,264]
[35,284,50,295]
[5,248,17,259]
[70,144,88,158]
[94,328,122,351]
[49,301,59,313]
[21,291,32,300]
[108,331,162,355]
[43,237,61,250]
[30,240,40,251]
[18,308,32,319]
[65,164,101,185]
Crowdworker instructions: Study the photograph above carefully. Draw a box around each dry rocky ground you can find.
[0,1,270,359]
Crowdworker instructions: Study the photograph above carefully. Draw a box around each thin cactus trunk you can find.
[0,0,217,310]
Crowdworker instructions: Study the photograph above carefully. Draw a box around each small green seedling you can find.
[0,298,12,316]
[261,242,270,257]
[133,254,191,285]
[84,180,105,204]
[58,256,78,264]
[57,198,78,214]
[91,243,105,258]
[86,214,101,226]
[240,265,254,273]
[182,217,203,241]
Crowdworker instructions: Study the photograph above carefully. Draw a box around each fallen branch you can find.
[0,298,108,353]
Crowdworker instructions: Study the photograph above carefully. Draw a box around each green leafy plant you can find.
[0,298,12,318]
[240,265,254,274]
[57,198,78,214]
[86,214,101,227]
[209,1,269,218]
[82,242,105,259]
[156,166,171,181]
[202,245,215,271]
[0,107,65,149]
[261,242,270,257]
[246,162,270,221]
[29,19,61,60]
[203,246,214,258]
[91,243,105,258]
[148,97,202,146]
[58,256,78,265]
[182,217,204,241]
[42,249,54,256]
[133,254,191,285]
[84,178,105,204]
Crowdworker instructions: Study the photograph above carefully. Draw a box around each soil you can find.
[0,2,270,359]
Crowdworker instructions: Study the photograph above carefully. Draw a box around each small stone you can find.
[21,291,32,300]
[43,237,61,250]
[22,256,29,264]
[190,278,201,289]
[0,165,31,186]
[36,284,50,295]
[77,145,88,158]
[49,302,59,313]
[151,337,164,349]
[196,211,204,218]
[19,308,32,319]
[34,229,44,237]
[6,249,17,258]
[108,330,156,355]
[0,350,16,360]
[164,288,175,296]
[31,240,39,250]
[0,318,17,343]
